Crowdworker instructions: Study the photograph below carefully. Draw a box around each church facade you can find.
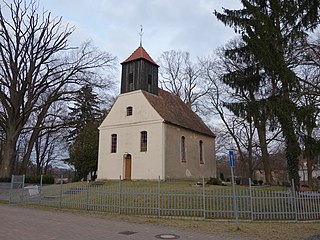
[97,46,216,180]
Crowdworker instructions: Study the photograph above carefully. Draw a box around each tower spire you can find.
[139,24,143,47]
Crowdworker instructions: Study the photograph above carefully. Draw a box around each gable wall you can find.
[98,91,165,180]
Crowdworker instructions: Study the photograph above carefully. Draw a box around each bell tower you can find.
[120,46,159,95]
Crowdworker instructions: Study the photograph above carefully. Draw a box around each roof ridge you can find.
[121,46,159,66]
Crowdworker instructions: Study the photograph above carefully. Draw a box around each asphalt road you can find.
[0,204,261,240]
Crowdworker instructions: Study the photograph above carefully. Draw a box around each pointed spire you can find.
[139,24,143,47]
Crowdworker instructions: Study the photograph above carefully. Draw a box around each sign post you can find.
[229,150,239,229]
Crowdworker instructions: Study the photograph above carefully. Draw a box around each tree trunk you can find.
[307,158,313,187]
[0,135,18,177]
[19,104,51,174]
[19,128,40,174]
[257,127,272,184]
[35,163,42,176]
[247,136,253,180]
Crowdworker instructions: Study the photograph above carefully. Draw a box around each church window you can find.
[129,73,134,90]
[180,136,186,162]
[111,134,117,153]
[199,140,204,164]
[140,131,147,152]
[126,106,133,116]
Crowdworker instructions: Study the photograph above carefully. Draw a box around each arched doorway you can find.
[124,154,132,180]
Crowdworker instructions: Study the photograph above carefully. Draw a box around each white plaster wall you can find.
[97,91,165,180]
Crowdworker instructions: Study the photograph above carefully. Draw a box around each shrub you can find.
[42,175,54,184]
[258,180,263,185]
[25,176,54,184]
[206,177,221,185]
[252,179,258,185]
[0,177,11,182]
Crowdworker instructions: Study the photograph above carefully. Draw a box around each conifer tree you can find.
[67,85,102,180]
[215,0,320,188]
[218,39,273,183]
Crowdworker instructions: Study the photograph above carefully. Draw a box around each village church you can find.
[97,45,216,180]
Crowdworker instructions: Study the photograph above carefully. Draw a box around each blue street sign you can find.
[229,150,235,167]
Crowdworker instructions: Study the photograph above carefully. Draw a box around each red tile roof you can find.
[143,89,215,137]
[121,46,159,66]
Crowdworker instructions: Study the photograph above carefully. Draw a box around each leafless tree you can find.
[0,0,116,177]
[158,50,211,110]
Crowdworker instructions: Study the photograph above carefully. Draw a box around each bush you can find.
[206,177,221,185]
[0,177,11,182]
[253,179,258,185]
[25,175,54,184]
[258,180,263,185]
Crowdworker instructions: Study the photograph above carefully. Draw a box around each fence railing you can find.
[2,175,320,221]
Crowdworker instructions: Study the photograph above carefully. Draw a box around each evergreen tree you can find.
[68,85,101,140]
[68,122,99,180]
[218,39,273,183]
[67,85,102,179]
[215,0,320,188]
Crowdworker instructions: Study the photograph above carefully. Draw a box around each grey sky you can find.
[40,0,241,63]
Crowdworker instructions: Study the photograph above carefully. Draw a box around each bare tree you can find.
[0,0,116,177]
[158,50,211,110]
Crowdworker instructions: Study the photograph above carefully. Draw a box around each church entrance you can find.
[124,154,132,180]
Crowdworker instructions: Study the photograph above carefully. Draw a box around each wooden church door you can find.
[124,154,132,180]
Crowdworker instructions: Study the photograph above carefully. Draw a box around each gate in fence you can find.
[6,175,320,222]
[9,175,41,203]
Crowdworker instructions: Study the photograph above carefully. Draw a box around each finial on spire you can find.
[139,24,143,47]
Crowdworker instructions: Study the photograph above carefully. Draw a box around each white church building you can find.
[97,45,216,180]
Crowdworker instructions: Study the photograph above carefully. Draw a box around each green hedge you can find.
[0,176,54,184]
[0,177,11,182]
[25,175,54,184]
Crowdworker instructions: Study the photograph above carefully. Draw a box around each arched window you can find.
[111,134,117,153]
[140,131,147,152]
[199,140,204,164]
[126,106,133,116]
[181,136,186,162]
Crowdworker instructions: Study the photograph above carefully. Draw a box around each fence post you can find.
[59,174,63,208]
[158,176,161,218]
[39,175,43,205]
[291,179,298,222]
[230,163,239,229]
[9,175,14,204]
[21,175,25,203]
[86,180,90,211]
[118,175,121,214]
[202,177,206,219]
[249,178,253,222]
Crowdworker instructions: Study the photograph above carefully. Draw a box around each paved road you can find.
[0,204,260,240]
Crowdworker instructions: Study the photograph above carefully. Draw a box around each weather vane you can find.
[139,24,143,47]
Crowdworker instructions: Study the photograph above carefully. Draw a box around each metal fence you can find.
[2,175,320,221]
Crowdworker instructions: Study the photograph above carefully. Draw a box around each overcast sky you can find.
[40,0,241,63]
